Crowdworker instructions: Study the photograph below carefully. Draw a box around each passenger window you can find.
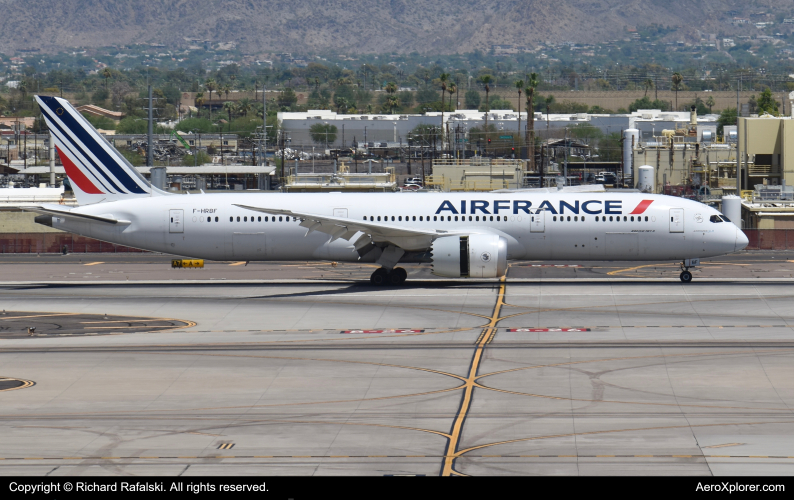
[413,216,416,221]
[454,216,458,221]
[645,216,648,221]
[497,216,501,221]
[377,216,381,221]
[553,216,557,221]
[671,217,674,222]
[574,216,578,221]
[567,216,571,221]
[434,216,437,221]
[279,216,283,222]
[244,216,247,222]
[215,217,218,222]
[490,216,493,221]
[370,216,374,221]
[398,216,402,221]
[265,216,268,222]
[609,216,613,221]
[230,217,233,222]
[596,216,599,221]
[237,216,240,222]
[363,216,367,220]
[476,216,479,221]
[623,216,627,221]
[391,216,395,221]
[207,217,210,222]
[630,216,634,222]
[420,216,423,221]
[582,216,585,221]
[448,216,451,221]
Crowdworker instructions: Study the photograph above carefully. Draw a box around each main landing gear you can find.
[679,270,692,283]
[370,267,407,286]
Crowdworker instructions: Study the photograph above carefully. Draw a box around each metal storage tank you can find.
[150,167,167,190]
[623,128,639,180]
[638,165,654,193]
[721,195,742,229]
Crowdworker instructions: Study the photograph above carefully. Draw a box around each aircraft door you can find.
[669,208,684,233]
[169,209,184,233]
[530,209,545,233]
[333,208,348,218]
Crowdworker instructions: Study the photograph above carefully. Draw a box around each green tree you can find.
[671,72,683,110]
[628,96,670,112]
[223,101,236,131]
[81,112,116,131]
[102,67,112,89]
[92,88,109,105]
[309,123,338,146]
[479,74,492,130]
[277,88,298,108]
[526,73,539,168]
[182,150,211,166]
[757,88,779,115]
[465,89,481,109]
[706,95,715,113]
[514,79,524,151]
[204,78,217,118]
[643,78,653,97]
[717,107,737,137]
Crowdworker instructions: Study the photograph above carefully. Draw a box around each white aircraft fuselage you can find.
[47,191,745,263]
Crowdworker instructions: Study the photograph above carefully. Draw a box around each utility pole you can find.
[736,80,741,195]
[49,131,55,187]
[147,85,154,167]
[262,83,267,166]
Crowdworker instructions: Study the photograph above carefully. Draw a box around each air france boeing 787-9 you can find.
[25,96,748,284]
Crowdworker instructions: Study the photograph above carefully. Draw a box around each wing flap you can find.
[234,204,449,251]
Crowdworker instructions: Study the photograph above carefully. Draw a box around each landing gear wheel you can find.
[680,270,692,283]
[370,268,388,285]
[387,267,407,285]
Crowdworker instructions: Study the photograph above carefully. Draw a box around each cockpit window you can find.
[709,215,723,223]
[720,215,731,222]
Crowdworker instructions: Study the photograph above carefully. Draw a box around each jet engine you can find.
[431,234,507,278]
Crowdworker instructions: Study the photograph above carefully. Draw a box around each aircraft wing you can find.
[234,204,454,251]
[22,205,131,225]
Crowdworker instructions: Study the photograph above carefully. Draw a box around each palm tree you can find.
[102,68,112,89]
[237,98,253,117]
[447,83,457,148]
[514,79,524,155]
[223,101,236,131]
[671,72,683,110]
[205,78,217,118]
[194,92,205,118]
[221,84,231,101]
[643,78,653,98]
[386,95,399,115]
[480,74,492,130]
[526,73,538,170]
[384,82,397,94]
[438,73,449,145]
[706,95,715,113]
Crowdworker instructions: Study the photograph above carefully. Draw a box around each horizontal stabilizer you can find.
[22,205,130,225]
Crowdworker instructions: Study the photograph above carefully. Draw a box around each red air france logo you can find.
[629,200,653,215]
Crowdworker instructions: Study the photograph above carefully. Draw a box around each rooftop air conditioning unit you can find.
[642,113,654,119]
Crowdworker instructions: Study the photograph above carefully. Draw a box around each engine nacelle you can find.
[431,234,507,278]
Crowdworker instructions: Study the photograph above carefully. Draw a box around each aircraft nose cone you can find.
[736,227,749,252]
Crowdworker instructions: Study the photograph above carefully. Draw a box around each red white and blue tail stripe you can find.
[36,95,164,204]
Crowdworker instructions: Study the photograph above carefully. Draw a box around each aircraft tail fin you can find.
[35,95,169,205]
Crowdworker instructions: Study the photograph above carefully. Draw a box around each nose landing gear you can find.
[370,267,407,286]
[679,258,699,283]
